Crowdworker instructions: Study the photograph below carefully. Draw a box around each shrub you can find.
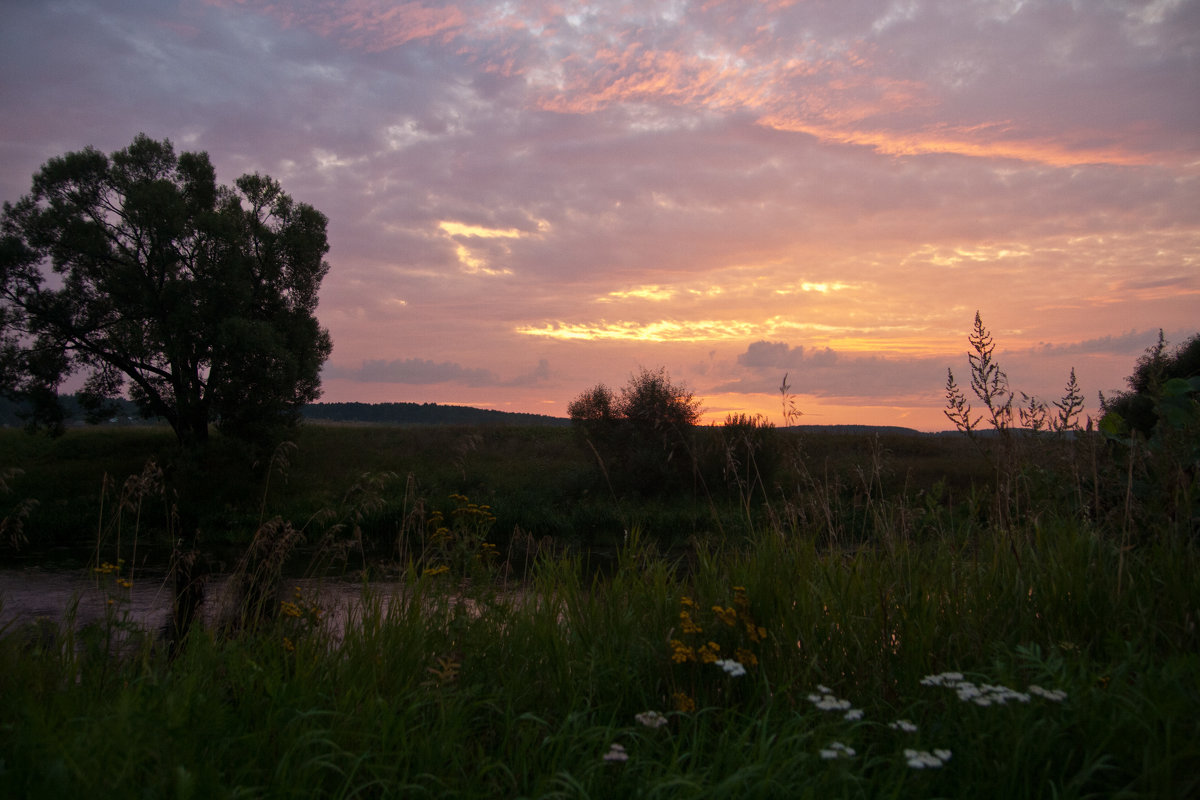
[568,367,702,495]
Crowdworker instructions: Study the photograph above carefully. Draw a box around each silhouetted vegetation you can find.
[569,367,704,496]
[0,134,332,450]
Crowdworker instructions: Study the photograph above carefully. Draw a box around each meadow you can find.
[0,420,1197,798]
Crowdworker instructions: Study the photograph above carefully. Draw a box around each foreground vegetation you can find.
[1,413,1197,798]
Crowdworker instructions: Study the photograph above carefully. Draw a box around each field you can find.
[0,421,1197,798]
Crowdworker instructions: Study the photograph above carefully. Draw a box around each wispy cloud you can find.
[1,0,1196,428]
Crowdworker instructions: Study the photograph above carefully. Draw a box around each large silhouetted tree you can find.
[0,134,332,447]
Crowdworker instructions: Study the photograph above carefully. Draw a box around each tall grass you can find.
[2,485,1196,798]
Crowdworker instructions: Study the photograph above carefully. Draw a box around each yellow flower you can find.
[423,565,451,577]
[713,606,738,626]
[697,642,721,664]
[673,692,696,713]
[679,596,697,609]
[680,611,703,634]
[746,622,767,643]
[280,601,302,618]
[734,648,758,667]
[733,587,751,611]
[282,637,295,652]
[669,640,696,663]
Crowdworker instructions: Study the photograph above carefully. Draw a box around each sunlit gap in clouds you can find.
[436,219,549,277]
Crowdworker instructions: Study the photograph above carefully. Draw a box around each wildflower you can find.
[904,748,951,768]
[734,647,757,667]
[697,642,720,664]
[673,692,696,712]
[922,673,1030,705]
[1028,685,1068,702]
[808,691,852,711]
[680,610,703,634]
[423,565,450,577]
[820,741,856,760]
[282,637,295,653]
[280,601,302,618]
[920,671,963,687]
[603,743,629,763]
[670,640,696,663]
[714,658,746,677]
[712,606,738,626]
[679,596,697,609]
[843,708,864,721]
[117,579,132,589]
[746,622,767,643]
[635,711,668,729]
[889,719,918,733]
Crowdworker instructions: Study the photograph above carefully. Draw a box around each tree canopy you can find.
[568,367,703,494]
[0,134,332,447]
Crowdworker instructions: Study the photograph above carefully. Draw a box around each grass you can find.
[0,422,1197,797]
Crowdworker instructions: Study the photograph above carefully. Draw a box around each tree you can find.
[0,134,333,447]
[568,367,703,494]
[1104,331,1200,438]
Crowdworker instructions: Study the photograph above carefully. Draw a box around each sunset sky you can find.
[2,0,1197,430]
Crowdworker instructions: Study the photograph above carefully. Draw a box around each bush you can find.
[568,367,702,495]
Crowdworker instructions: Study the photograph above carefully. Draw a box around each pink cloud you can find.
[205,0,468,50]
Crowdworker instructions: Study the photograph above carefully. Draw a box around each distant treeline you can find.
[0,394,147,428]
[0,395,570,429]
[302,401,570,427]
[3,395,934,434]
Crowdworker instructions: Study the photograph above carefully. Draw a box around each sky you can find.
[1,0,1197,431]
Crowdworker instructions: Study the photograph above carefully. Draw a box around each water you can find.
[0,565,397,639]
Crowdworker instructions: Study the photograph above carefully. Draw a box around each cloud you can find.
[1,0,1196,431]
[503,358,551,387]
[326,356,553,388]
[331,358,499,386]
[737,340,839,369]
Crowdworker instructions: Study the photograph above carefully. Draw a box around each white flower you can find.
[715,659,747,677]
[603,743,628,763]
[904,748,951,769]
[816,684,832,694]
[843,708,864,721]
[816,696,851,711]
[820,741,856,759]
[635,710,669,729]
[920,672,963,687]
[1028,685,1068,702]
[889,719,918,733]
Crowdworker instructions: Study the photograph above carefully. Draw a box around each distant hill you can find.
[2,395,936,435]
[788,424,926,437]
[302,401,570,427]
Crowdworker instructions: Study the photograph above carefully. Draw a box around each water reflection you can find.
[0,566,399,639]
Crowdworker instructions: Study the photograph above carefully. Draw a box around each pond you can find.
[0,563,404,641]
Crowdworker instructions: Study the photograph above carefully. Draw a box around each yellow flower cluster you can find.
[734,586,767,643]
[667,585,770,708]
[670,640,694,663]
[280,586,323,625]
[673,692,696,712]
[712,606,738,626]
